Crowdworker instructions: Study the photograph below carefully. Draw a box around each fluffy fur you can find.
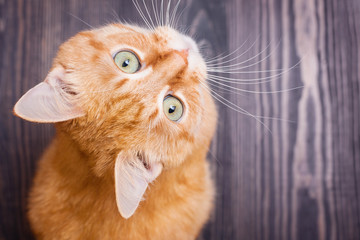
[15,23,217,239]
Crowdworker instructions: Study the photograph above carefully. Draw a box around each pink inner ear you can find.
[13,68,84,123]
[114,155,163,219]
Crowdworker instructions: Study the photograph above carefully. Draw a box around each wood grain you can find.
[1,0,359,239]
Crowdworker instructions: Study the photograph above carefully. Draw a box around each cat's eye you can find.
[163,95,183,122]
[114,51,140,74]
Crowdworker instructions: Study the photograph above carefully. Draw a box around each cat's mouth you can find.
[136,151,151,170]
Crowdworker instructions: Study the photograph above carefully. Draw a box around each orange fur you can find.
[19,24,217,239]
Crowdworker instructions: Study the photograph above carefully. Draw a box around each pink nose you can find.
[174,49,189,64]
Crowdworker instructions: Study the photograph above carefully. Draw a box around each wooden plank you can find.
[0,0,359,239]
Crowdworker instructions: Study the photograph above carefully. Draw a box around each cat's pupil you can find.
[122,59,130,68]
[168,105,176,114]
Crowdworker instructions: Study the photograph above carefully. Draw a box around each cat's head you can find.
[14,23,217,218]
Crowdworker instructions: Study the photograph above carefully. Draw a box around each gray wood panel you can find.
[0,0,359,239]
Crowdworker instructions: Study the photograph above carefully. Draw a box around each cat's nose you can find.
[174,49,189,64]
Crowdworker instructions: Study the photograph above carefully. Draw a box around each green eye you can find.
[163,96,183,122]
[114,51,140,73]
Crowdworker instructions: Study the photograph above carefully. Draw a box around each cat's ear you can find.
[14,66,84,123]
[114,154,162,219]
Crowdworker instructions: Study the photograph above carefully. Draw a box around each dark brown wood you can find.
[1,0,359,239]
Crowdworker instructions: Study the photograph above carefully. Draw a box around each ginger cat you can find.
[14,22,217,240]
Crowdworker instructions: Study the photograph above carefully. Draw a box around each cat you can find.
[14,17,217,240]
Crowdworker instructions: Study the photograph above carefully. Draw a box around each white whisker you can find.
[142,0,156,29]
[207,74,280,85]
[166,0,172,26]
[207,40,280,70]
[68,13,94,28]
[160,0,164,26]
[207,67,291,74]
[205,36,255,64]
[206,58,302,83]
[204,52,227,64]
[151,0,160,27]
[205,81,246,96]
[110,9,121,23]
[174,0,187,28]
[198,80,272,133]
[170,0,181,28]
[206,36,262,66]
[204,82,297,124]
[198,81,248,115]
[207,77,303,94]
[132,0,153,30]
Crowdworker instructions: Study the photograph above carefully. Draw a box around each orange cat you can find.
[14,22,217,239]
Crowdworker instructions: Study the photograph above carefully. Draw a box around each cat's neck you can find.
[49,128,209,190]
[47,130,111,186]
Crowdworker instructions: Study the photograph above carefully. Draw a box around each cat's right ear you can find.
[13,66,85,123]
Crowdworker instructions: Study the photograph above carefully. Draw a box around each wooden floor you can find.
[1,0,359,239]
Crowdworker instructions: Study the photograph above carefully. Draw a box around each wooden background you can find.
[1,0,359,239]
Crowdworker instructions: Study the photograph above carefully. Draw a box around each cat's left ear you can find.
[14,66,84,123]
[114,154,163,219]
